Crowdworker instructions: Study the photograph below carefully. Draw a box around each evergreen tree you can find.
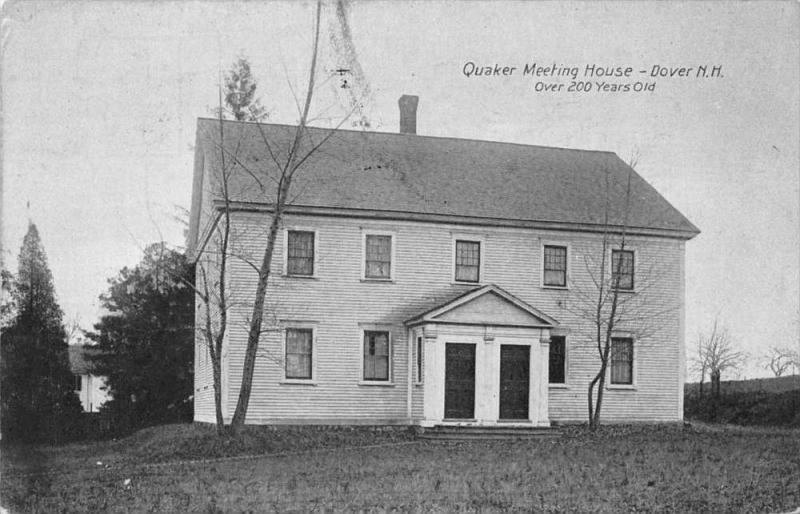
[216,56,268,122]
[1,223,82,443]
[88,243,194,432]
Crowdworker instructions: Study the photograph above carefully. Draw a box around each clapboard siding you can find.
[193,235,228,423]
[545,235,684,423]
[211,210,685,424]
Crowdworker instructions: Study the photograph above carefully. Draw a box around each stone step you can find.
[421,432,561,440]
[420,425,561,440]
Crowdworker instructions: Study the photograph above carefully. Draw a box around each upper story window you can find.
[363,330,390,381]
[610,337,634,385]
[543,245,567,287]
[285,328,313,380]
[454,240,481,283]
[611,249,634,290]
[548,336,566,384]
[365,234,392,279]
[287,230,315,276]
[74,375,82,391]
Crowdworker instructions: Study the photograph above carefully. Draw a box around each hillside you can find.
[684,375,800,427]
[685,375,800,395]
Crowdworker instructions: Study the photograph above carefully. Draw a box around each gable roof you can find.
[189,118,699,254]
[68,345,101,375]
[405,284,558,328]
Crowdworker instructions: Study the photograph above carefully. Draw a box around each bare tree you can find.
[578,169,631,431]
[63,316,87,346]
[182,54,269,433]
[195,92,235,432]
[191,1,359,431]
[229,0,352,429]
[692,319,745,396]
[690,336,709,396]
[763,345,799,377]
[168,90,235,433]
[566,153,677,430]
[118,5,358,434]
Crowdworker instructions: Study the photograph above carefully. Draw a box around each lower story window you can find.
[549,336,566,384]
[610,337,633,385]
[363,331,390,381]
[285,328,313,380]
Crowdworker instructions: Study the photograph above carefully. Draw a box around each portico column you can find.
[421,325,439,426]
[538,338,551,426]
[480,326,498,423]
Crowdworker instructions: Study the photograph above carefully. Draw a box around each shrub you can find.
[685,389,800,426]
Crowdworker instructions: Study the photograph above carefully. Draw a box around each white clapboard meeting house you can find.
[187,95,699,428]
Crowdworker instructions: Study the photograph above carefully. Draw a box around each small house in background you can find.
[68,345,111,413]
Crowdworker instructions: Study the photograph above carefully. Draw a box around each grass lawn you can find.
[2,423,799,513]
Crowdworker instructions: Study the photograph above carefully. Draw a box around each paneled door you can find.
[444,343,476,419]
[499,345,530,420]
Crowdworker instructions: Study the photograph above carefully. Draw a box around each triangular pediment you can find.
[406,285,557,328]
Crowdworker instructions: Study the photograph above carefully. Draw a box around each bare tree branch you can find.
[691,318,746,397]
[763,346,800,377]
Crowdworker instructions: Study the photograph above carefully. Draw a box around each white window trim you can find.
[283,227,319,278]
[361,230,396,282]
[548,335,569,389]
[451,234,485,285]
[608,246,636,293]
[281,322,318,385]
[359,325,394,385]
[541,241,570,290]
[415,333,424,385]
[606,335,636,390]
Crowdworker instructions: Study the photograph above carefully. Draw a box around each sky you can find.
[2,1,798,378]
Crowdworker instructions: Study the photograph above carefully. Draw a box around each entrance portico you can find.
[406,285,557,428]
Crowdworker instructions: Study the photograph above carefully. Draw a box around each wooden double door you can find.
[443,343,530,420]
[499,345,530,420]
[444,343,476,419]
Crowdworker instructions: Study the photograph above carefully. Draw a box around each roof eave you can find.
[212,200,701,241]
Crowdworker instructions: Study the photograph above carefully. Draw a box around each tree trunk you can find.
[230,200,288,429]
[711,369,721,397]
[589,359,610,431]
[592,366,608,429]
[710,369,721,420]
[211,352,225,433]
[588,374,600,430]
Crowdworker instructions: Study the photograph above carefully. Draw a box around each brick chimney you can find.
[398,95,419,134]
